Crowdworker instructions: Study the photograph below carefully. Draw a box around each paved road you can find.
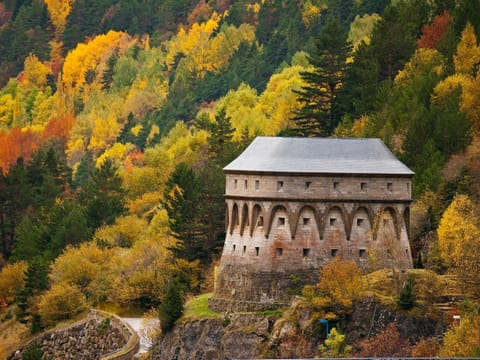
[121,317,157,355]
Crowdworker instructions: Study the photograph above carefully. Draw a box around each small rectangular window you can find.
[359,249,366,257]
[278,217,285,226]
[276,248,283,257]
[331,248,338,257]
[333,182,339,190]
[303,217,310,225]
[255,180,260,190]
[232,244,236,252]
[330,218,336,226]
[244,179,248,189]
[305,181,311,190]
[257,216,264,226]
[303,248,310,257]
[361,182,367,190]
[255,247,259,256]
[277,181,284,191]
[387,182,393,192]
[243,245,247,254]
[357,218,364,226]
[234,179,238,189]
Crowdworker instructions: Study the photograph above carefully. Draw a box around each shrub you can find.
[37,283,87,326]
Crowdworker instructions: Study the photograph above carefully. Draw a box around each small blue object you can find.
[320,319,329,338]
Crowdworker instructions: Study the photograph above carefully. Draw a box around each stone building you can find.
[209,137,414,312]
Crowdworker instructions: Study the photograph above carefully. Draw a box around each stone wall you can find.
[226,174,412,201]
[8,310,139,360]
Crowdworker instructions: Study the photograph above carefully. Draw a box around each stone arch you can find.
[349,206,373,243]
[292,205,319,236]
[322,205,348,240]
[230,202,240,235]
[250,203,265,237]
[293,205,320,242]
[323,205,348,245]
[374,206,400,241]
[265,204,289,239]
[403,206,410,237]
[240,203,249,236]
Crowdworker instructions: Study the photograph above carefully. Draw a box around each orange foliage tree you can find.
[417,11,452,49]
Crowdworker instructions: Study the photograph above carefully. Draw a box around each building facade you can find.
[209,137,414,312]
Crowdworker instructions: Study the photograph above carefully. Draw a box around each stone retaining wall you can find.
[8,309,139,360]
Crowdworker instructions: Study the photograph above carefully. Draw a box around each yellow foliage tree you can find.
[437,194,480,295]
[453,22,480,75]
[49,243,114,298]
[37,282,87,326]
[439,315,480,357]
[23,54,52,91]
[0,261,28,304]
[61,31,134,101]
[348,13,381,51]
[45,0,75,36]
[316,258,364,309]
[94,214,148,247]
[0,93,14,127]
[96,142,135,169]
[433,23,480,134]
[109,237,174,306]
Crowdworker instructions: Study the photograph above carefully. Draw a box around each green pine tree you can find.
[397,274,416,310]
[292,18,352,136]
[158,280,184,333]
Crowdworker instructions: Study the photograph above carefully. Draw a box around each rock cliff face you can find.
[149,298,446,360]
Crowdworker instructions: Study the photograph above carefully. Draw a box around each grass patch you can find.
[182,293,219,320]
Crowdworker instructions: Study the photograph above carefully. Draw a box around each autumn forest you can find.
[1,0,480,358]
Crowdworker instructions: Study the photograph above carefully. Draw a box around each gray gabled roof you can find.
[224,137,414,176]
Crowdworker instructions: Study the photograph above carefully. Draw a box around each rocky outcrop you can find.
[149,297,446,360]
[8,310,139,360]
[149,313,274,360]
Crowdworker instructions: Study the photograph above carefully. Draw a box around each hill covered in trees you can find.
[1,0,480,357]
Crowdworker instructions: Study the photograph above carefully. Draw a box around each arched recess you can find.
[230,203,240,235]
[240,203,249,236]
[349,206,373,243]
[250,203,264,237]
[323,205,347,242]
[403,206,410,237]
[374,206,400,241]
[265,204,289,239]
[293,205,320,241]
